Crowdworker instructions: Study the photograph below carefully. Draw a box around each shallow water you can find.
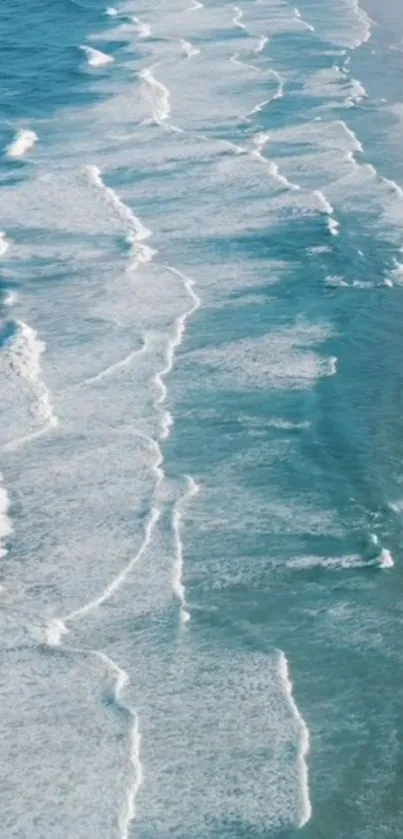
[1,0,403,836]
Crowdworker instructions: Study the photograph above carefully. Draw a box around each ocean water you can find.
[1,0,403,836]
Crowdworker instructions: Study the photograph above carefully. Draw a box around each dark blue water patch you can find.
[0,0,111,123]
[0,318,16,347]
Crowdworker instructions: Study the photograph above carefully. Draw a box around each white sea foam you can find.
[3,290,17,307]
[232,5,246,29]
[378,548,394,569]
[0,232,10,256]
[390,261,403,285]
[154,265,201,440]
[3,321,58,450]
[267,419,310,431]
[288,546,393,570]
[325,275,348,287]
[314,190,334,215]
[82,338,148,386]
[105,6,118,15]
[172,475,199,622]
[187,322,335,391]
[338,119,364,153]
[86,165,156,264]
[81,45,114,67]
[188,0,203,8]
[327,217,340,236]
[255,34,269,54]
[180,38,200,58]
[293,7,315,32]
[301,0,372,48]
[252,133,299,190]
[46,506,160,645]
[0,474,12,560]
[6,129,37,159]
[95,652,143,839]
[231,52,262,74]
[278,652,311,828]
[139,67,172,126]
[131,16,151,38]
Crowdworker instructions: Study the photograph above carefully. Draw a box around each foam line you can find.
[232,5,246,29]
[45,506,160,645]
[4,321,58,452]
[86,165,156,264]
[278,652,311,828]
[248,69,283,115]
[5,129,37,159]
[0,232,10,257]
[313,190,340,235]
[230,52,262,73]
[327,217,340,236]
[252,133,300,190]
[188,0,203,8]
[139,67,173,127]
[80,45,114,67]
[338,120,364,153]
[172,475,199,623]
[105,6,118,15]
[180,38,200,58]
[0,473,12,560]
[95,652,143,839]
[294,7,315,32]
[314,190,334,216]
[82,337,148,386]
[131,16,151,38]
[155,266,200,440]
[45,631,143,839]
[255,34,269,54]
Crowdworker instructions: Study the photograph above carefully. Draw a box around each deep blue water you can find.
[1,0,403,837]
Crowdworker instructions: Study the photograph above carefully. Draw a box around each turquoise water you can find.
[1,0,403,836]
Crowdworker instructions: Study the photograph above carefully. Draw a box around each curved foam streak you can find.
[248,70,283,115]
[46,506,160,644]
[3,290,17,307]
[338,120,364,153]
[131,16,151,38]
[155,266,201,441]
[86,165,156,264]
[4,321,58,452]
[139,67,172,126]
[313,191,340,235]
[255,34,269,54]
[6,129,37,159]
[378,548,394,569]
[188,0,203,8]
[294,7,315,32]
[351,0,373,46]
[232,5,246,29]
[80,45,114,67]
[172,475,199,622]
[252,135,299,189]
[0,473,12,560]
[180,38,200,58]
[0,232,10,257]
[278,651,311,828]
[314,190,334,216]
[230,52,262,73]
[327,217,340,237]
[95,652,143,839]
[82,338,147,386]
[45,631,143,839]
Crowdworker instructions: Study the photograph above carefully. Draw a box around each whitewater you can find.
[1,0,403,836]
